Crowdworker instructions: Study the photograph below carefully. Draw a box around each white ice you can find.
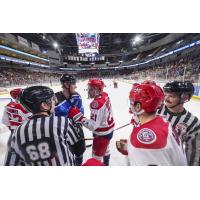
[0,80,200,165]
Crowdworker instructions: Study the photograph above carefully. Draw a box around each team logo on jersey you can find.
[137,128,157,144]
[175,123,187,135]
[174,122,188,141]
[91,101,99,109]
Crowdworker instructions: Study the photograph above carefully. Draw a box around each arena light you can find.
[0,55,50,67]
[176,40,183,45]
[134,35,142,42]
[132,35,142,46]
[53,42,59,48]
[0,45,49,62]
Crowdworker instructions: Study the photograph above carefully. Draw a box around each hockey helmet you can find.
[60,74,76,85]
[142,80,156,85]
[129,82,164,113]
[19,86,55,114]
[88,78,104,90]
[163,81,194,99]
[132,83,140,89]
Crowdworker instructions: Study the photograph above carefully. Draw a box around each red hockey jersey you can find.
[127,116,187,166]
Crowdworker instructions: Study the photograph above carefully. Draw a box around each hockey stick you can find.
[114,123,131,131]
[84,138,93,140]
[84,123,131,144]
[86,144,92,148]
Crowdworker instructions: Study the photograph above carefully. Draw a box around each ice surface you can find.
[0,80,200,165]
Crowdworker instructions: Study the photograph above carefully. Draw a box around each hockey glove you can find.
[116,139,128,155]
[130,114,140,127]
[68,107,84,123]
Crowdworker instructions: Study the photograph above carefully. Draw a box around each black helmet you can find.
[19,86,55,114]
[163,81,194,98]
[60,74,76,85]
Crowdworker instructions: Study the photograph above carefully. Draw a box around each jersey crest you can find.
[91,101,99,109]
[174,122,188,142]
[137,128,157,144]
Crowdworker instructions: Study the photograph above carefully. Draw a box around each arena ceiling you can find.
[12,33,170,55]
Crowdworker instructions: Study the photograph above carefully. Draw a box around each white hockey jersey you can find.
[2,102,32,130]
[82,92,115,135]
[127,116,187,166]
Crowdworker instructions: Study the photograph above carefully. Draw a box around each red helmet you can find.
[10,88,22,100]
[82,158,105,166]
[129,82,164,113]
[142,80,156,85]
[88,78,104,90]
[132,83,140,89]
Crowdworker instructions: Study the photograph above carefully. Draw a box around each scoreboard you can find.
[76,33,100,54]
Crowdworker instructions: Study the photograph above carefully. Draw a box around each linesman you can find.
[4,86,84,166]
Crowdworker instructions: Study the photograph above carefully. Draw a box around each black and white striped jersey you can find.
[157,105,200,166]
[4,114,81,166]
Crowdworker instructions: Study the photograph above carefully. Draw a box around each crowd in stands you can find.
[1,46,200,88]
[126,51,200,84]
[0,67,60,87]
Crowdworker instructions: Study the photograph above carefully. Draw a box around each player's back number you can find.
[25,142,51,161]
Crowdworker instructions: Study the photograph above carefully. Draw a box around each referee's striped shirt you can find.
[4,114,81,166]
[157,105,200,166]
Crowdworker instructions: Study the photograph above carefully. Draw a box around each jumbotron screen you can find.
[76,33,100,54]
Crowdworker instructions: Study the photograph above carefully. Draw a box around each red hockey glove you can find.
[130,117,138,126]
[116,139,128,155]
[130,115,140,127]
[68,107,84,123]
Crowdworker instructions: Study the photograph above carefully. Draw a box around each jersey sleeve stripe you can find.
[51,116,65,165]
[183,112,191,123]
[67,125,76,145]
[187,117,198,133]
[188,137,197,165]
[188,124,200,135]
[36,118,42,139]
[57,116,69,164]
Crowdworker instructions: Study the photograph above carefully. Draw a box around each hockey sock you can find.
[103,155,110,166]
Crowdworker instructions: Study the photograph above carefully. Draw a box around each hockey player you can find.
[4,86,83,166]
[2,88,32,135]
[55,74,84,115]
[113,79,118,88]
[116,81,187,166]
[157,81,200,165]
[68,78,115,165]
[54,74,86,165]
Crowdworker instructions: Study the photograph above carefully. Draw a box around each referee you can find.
[4,85,84,166]
[157,81,200,166]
